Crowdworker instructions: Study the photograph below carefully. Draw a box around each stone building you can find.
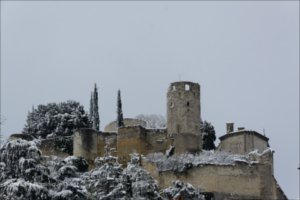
[74,81,202,168]
[215,123,270,155]
[9,81,288,199]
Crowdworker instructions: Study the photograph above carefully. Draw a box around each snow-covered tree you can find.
[135,114,166,128]
[0,139,54,200]
[0,139,88,200]
[89,92,94,128]
[116,89,124,128]
[84,138,125,199]
[22,101,89,138]
[51,156,88,200]
[93,84,100,131]
[201,120,216,150]
[123,152,161,200]
[163,180,204,200]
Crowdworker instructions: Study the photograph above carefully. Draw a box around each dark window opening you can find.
[187,101,189,106]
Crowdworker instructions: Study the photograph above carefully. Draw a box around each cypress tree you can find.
[93,83,100,131]
[201,120,216,150]
[116,89,124,128]
[89,92,94,128]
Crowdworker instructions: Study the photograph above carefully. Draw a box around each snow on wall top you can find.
[144,148,274,172]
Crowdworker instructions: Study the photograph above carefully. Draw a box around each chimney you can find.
[226,123,234,133]
[238,127,245,131]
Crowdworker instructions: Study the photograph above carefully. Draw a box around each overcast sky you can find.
[1,1,299,198]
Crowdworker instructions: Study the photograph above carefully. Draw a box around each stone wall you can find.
[144,129,169,154]
[39,139,70,158]
[141,151,287,200]
[117,126,148,167]
[73,128,117,170]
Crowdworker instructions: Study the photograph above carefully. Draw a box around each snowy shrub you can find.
[0,139,52,182]
[71,156,89,172]
[85,160,125,199]
[0,139,53,200]
[163,180,204,200]
[0,139,88,200]
[123,152,162,200]
[54,136,74,155]
[23,101,89,138]
[51,179,87,200]
[146,150,262,172]
[1,178,50,200]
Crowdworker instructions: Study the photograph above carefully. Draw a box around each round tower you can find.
[167,81,202,153]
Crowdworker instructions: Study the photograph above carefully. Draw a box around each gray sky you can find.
[1,1,299,198]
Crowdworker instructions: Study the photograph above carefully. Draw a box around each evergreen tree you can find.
[116,90,124,128]
[22,101,89,138]
[201,120,216,150]
[88,92,94,128]
[93,84,100,131]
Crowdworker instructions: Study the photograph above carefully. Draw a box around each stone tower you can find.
[167,81,202,153]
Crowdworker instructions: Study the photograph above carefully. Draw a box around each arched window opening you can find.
[185,84,190,91]
[187,101,189,106]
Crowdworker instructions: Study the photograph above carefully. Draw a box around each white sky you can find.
[1,1,299,198]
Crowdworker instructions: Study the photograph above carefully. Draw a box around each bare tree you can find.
[136,114,166,129]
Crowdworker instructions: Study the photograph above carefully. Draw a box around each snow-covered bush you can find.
[0,139,53,200]
[163,180,204,200]
[0,139,87,200]
[0,139,52,183]
[54,136,74,155]
[23,101,89,138]
[1,178,51,200]
[146,150,263,172]
[85,158,125,199]
[51,178,87,200]
[123,152,162,200]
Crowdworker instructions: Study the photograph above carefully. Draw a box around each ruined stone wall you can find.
[142,151,287,200]
[39,139,70,158]
[144,129,170,154]
[73,128,117,170]
[117,126,148,167]
[167,81,202,153]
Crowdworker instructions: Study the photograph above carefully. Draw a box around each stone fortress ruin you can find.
[74,81,203,168]
[9,81,288,199]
